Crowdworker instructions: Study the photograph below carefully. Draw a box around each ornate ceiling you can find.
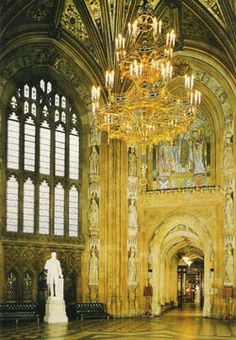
[0,0,235,97]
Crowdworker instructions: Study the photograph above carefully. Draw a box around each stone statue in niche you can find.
[89,182,99,198]
[89,146,99,174]
[44,252,63,298]
[191,130,207,174]
[128,147,137,176]
[88,197,99,229]
[128,177,137,199]
[90,128,99,146]
[224,134,233,172]
[89,246,99,285]
[159,142,172,176]
[128,199,138,228]
[172,134,190,173]
[225,192,234,227]
[128,247,137,284]
[225,243,233,285]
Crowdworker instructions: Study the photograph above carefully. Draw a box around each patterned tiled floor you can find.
[1,306,236,339]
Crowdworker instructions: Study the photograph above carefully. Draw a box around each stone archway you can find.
[149,211,214,317]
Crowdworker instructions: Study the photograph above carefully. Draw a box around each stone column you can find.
[223,118,234,319]
[99,138,128,317]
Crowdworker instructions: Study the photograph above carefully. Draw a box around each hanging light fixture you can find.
[182,239,193,267]
[91,0,201,180]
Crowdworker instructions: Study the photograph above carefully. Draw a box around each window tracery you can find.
[6,78,80,237]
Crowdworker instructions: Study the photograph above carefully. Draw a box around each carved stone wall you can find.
[2,242,82,304]
[127,146,138,315]
[87,114,101,302]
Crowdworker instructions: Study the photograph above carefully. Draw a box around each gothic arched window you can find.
[6,78,80,237]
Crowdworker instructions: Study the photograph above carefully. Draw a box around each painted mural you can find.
[152,111,212,189]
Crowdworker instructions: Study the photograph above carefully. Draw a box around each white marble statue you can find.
[128,148,137,177]
[225,243,233,285]
[225,192,233,227]
[128,247,137,284]
[89,247,99,285]
[88,198,99,228]
[89,146,99,174]
[44,252,63,298]
[44,252,68,323]
[128,199,138,228]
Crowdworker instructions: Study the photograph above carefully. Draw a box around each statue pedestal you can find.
[44,297,68,324]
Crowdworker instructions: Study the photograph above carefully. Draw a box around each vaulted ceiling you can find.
[0,0,235,103]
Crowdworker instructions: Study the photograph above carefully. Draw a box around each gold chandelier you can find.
[91,0,201,146]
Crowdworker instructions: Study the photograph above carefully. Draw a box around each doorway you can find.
[177,259,204,309]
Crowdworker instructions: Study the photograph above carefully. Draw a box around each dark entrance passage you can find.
[177,260,204,309]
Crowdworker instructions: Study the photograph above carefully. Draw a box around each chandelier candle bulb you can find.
[194,91,198,105]
[91,86,100,101]
[185,74,189,89]
[190,91,194,105]
[130,63,133,76]
[191,74,194,89]
[128,22,131,34]
[116,52,119,62]
[153,17,157,35]
[140,63,143,75]
[133,21,137,36]
[194,90,201,105]
[170,65,173,79]
[159,20,162,34]
[166,32,170,45]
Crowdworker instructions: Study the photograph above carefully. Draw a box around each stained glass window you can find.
[6,78,80,237]
[55,125,65,177]
[54,183,64,236]
[23,178,34,233]
[69,129,79,180]
[69,186,79,236]
[24,117,35,171]
[40,121,51,175]
[7,112,19,169]
[6,176,18,232]
[39,181,50,235]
